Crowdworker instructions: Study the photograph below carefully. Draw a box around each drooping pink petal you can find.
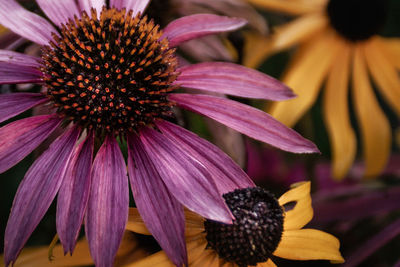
[37,0,80,26]
[127,133,187,266]
[162,14,247,47]
[78,0,105,16]
[4,127,80,266]
[85,136,129,267]
[0,63,43,84]
[0,115,62,174]
[56,132,94,254]
[139,126,233,224]
[170,93,319,154]
[174,62,295,100]
[0,93,48,123]
[110,0,150,16]
[156,120,254,194]
[0,50,41,67]
[0,0,57,45]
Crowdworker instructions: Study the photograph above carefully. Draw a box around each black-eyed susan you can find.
[244,0,400,179]
[125,182,344,266]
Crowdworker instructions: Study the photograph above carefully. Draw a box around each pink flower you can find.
[0,0,318,266]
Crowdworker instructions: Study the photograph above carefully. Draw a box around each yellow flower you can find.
[244,0,400,179]
[125,182,344,266]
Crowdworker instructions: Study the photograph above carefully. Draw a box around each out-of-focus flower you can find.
[245,0,400,179]
[0,232,146,267]
[147,0,268,62]
[126,182,344,266]
[0,0,318,266]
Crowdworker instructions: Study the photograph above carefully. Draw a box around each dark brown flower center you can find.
[326,0,389,41]
[204,187,284,267]
[41,7,178,134]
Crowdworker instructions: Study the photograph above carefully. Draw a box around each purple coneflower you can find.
[0,0,318,266]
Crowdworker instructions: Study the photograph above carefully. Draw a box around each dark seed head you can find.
[41,7,178,135]
[204,187,284,267]
[326,0,389,41]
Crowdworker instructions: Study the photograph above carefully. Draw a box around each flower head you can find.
[245,0,400,179]
[127,182,345,266]
[0,0,318,266]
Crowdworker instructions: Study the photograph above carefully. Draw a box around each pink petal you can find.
[139,126,233,223]
[56,132,94,254]
[127,134,187,266]
[37,0,80,26]
[85,136,129,267]
[0,50,41,67]
[175,62,295,100]
[110,0,150,15]
[78,0,105,16]
[156,120,254,194]
[170,93,319,154]
[0,0,57,45]
[0,115,62,174]
[4,127,80,266]
[0,93,48,123]
[162,14,247,47]
[0,63,43,84]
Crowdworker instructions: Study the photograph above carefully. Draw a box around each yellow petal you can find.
[242,31,273,69]
[278,182,313,230]
[126,251,175,267]
[246,0,324,15]
[9,233,139,267]
[268,30,340,127]
[323,40,356,179]
[126,208,152,235]
[271,14,328,53]
[364,38,400,117]
[273,229,344,263]
[257,259,277,267]
[380,37,400,69]
[352,45,391,177]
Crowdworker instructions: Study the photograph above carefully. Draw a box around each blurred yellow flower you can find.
[244,0,400,179]
[126,182,344,266]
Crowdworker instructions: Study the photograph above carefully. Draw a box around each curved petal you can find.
[4,127,80,266]
[343,218,400,267]
[0,63,43,85]
[246,0,324,15]
[269,30,339,127]
[169,93,319,153]
[37,0,80,26]
[85,135,129,267]
[271,14,328,52]
[363,38,400,117]
[0,93,48,124]
[381,37,400,69]
[127,133,187,267]
[56,132,94,254]
[162,14,247,47]
[0,115,62,174]
[0,0,57,45]
[174,62,295,100]
[139,126,233,224]
[78,0,105,16]
[278,182,313,231]
[323,41,356,179]
[156,120,254,194]
[110,0,150,16]
[0,50,41,67]
[352,45,391,177]
[273,229,344,263]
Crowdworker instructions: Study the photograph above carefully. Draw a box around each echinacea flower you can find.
[0,0,318,266]
[126,182,344,266]
[244,0,400,179]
